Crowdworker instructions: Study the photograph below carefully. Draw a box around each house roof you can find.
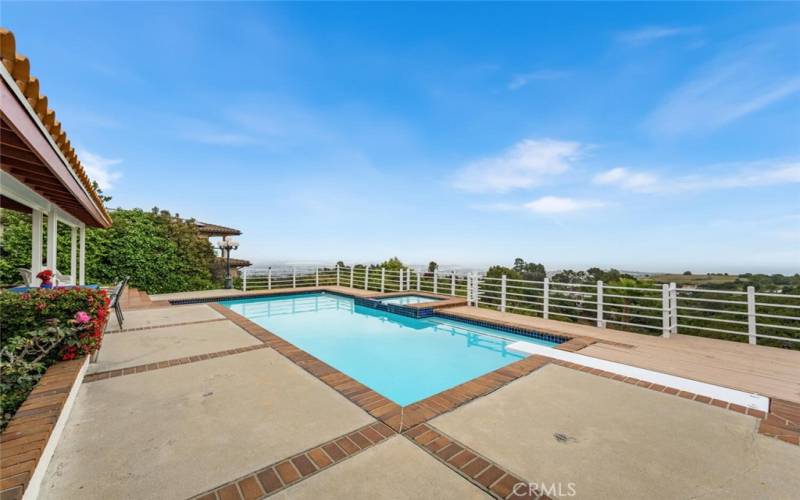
[0,28,111,227]
[227,258,252,268]
[195,221,242,237]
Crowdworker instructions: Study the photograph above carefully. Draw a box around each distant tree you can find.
[683,270,692,275]
[587,267,622,283]
[427,261,439,273]
[512,258,546,281]
[335,261,345,268]
[485,266,521,280]
[551,269,590,284]
[379,257,404,270]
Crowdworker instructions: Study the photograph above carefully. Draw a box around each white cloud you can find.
[523,196,606,214]
[451,139,582,193]
[593,167,658,191]
[508,70,567,90]
[617,26,698,46]
[593,160,800,193]
[647,27,800,136]
[77,149,122,190]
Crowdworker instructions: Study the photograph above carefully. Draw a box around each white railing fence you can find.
[242,266,472,296]
[240,266,800,347]
[468,274,799,347]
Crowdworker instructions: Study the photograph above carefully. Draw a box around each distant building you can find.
[193,221,251,280]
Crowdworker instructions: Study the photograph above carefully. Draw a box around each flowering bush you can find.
[0,288,109,360]
[0,288,109,428]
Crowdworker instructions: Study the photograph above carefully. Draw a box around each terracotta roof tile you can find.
[0,28,110,224]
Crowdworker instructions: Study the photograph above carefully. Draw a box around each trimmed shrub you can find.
[0,288,109,428]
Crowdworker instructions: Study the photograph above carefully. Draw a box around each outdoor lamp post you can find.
[218,238,239,289]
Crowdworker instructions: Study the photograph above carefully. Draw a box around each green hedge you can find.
[0,208,219,293]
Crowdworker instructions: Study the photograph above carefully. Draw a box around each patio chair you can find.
[54,270,74,286]
[17,268,33,286]
[107,277,130,330]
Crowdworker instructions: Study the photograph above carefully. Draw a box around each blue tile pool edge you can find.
[432,311,569,345]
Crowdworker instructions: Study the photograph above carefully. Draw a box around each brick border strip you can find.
[105,317,228,334]
[83,344,268,382]
[0,357,87,500]
[547,358,800,446]
[190,422,396,499]
[403,423,548,499]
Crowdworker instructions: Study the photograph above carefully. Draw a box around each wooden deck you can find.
[444,306,800,404]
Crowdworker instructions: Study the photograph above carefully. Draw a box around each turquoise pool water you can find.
[379,295,442,305]
[221,292,557,405]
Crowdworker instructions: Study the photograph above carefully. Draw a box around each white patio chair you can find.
[54,270,74,286]
[17,268,33,286]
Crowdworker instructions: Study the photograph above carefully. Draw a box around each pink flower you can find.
[74,311,91,324]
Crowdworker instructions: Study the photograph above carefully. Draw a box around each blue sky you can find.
[5,2,799,273]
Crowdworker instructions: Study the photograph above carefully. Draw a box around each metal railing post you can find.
[543,277,550,319]
[292,267,296,288]
[661,284,670,338]
[416,271,421,291]
[433,270,438,294]
[747,286,757,345]
[364,267,369,290]
[474,274,480,307]
[381,268,385,292]
[399,269,404,291]
[407,268,411,290]
[315,268,319,287]
[596,280,604,328]
[336,265,340,286]
[451,271,456,296]
[243,269,248,292]
[349,266,354,288]
[500,275,507,312]
[268,268,272,290]
[669,283,678,335]
[466,273,472,305]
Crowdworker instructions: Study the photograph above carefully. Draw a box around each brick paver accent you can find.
[404,423,549,499]
[0,357,86,500]
[105,317,227,334]
[83,344,268,383]
[189,422,395,499]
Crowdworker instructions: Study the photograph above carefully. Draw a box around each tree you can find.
[427,261,438,273]
[379,257,404,270]
[485,266,520,280]
[683,270,692,276]
[512,258,546,281]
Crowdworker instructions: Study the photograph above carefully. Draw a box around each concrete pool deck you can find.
[41,348,374,499]
[430,364,800,499]
[32,288,800,498]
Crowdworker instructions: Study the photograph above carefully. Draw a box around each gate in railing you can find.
[240,266,800,347]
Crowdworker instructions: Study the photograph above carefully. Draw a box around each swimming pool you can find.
[221,292,558,405]
[378,294,442,305]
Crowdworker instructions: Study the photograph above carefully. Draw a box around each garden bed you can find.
[0,356,89,499]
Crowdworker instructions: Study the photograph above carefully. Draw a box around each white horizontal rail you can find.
[240,267,800,346]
